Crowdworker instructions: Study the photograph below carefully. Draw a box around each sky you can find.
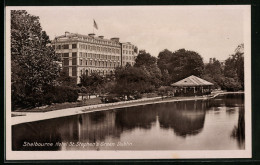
[10,6,250,62]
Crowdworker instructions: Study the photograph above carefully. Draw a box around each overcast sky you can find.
[10,6,250,62]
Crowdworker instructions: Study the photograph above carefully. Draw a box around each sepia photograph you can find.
[5,5,251,160]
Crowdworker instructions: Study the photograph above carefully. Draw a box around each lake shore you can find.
[11,91,244,125]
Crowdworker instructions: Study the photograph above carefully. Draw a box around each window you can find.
[72,44,77,49]
[63,44,69,49]
[63,53,69,57]
[56,45,61,49]
[72,58,77,65]
[72,52,77,57]
[80,59,82,65]
[72,67,77,76]
[63,59,69,66]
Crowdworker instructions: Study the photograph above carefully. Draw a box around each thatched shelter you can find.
[171,75,214,96]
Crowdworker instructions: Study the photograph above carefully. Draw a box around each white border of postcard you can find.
[5,5,251,160]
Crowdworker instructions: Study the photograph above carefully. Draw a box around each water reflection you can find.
[12,94,245,150]
[158,100,207,137]
[231,108,245,148]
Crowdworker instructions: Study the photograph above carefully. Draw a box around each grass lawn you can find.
[14,97,102,112]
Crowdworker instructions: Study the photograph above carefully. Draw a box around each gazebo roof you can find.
[171,75,214,87]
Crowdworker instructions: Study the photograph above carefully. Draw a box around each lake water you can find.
[12,94,245,150]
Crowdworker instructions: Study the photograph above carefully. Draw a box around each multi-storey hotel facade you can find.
[121,42,137,67]
[52,32,138,83]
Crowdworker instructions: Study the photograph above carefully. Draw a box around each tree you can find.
[56,70,77,87]
[134,50,157,68]
[134,50,162,88]
[79,72,105,97]
[157,49,172,72]
[202,59,223,89]
[168,49,204,82]
[223,44,244,90]
[11,10,60,108]
[114,66,154,99]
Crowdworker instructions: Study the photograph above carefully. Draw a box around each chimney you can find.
[98,36,104,39]
[65,31,70,36]
[110,37,120,42]
[88,33,95,37]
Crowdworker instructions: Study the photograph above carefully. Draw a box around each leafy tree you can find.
[56,70,77,87]
[158,86,173,99]
[223,44,244,89]
[157,49,172,72]
[168,49,204,82]
[134,50,157,68]
[161,69,171,86]
[11,10,60,108]
[134,50,162,88]
[202,59,223,89]
[114,66,154,99]
[79,72,105,96]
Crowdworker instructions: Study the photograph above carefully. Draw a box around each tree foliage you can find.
[157,49,204,83]
[202,44,244,91]
[134,50,162,88]
[114,66,154,98]
[11,10,61,108]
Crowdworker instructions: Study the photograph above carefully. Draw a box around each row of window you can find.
[62,58,120,68]
[122,61,134,66]
[55,43,121,54]
[79,69,113,77]
[79,37,119,46]
[56,44,76,49]
[57,53,120,61]
[122,45,134,49]
[122,50,134,55]
[78,44,120,54]
[122,56,135,61]
[79,52,120,60]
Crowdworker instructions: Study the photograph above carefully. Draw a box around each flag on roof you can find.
[171,75,214,87]
[93,19,98,30]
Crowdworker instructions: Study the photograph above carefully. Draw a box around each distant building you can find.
[121,42,138,66]
[52,32,138,83]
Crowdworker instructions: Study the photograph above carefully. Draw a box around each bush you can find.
[41,85,79,105]
[220,77,242,91]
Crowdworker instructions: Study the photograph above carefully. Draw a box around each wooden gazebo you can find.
[171,75,214,96]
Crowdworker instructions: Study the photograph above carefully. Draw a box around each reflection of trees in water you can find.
[12,112,121,150]
[12,118,64,151]
[12,94,245,150]
[158,100,207,137]
[210,94,244,108]
[231,108,245,149]
[115,105,157,131]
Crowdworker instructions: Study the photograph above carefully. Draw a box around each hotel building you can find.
[52,32,138,83]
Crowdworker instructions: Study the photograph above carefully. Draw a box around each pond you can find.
[12,94,245,150]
